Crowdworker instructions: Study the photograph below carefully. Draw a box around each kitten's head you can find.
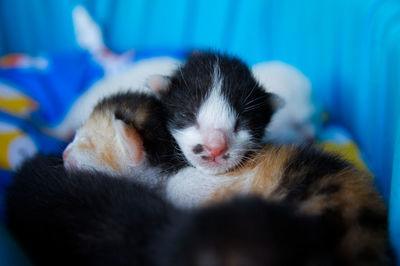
[63,92,177,176]
[152,52,282,175]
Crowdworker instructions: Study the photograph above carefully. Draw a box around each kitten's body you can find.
[159,197,336,266]
[166,144,392,265]
[45,56,180,140]
[6,155,177,266]
[7,156,335,266]
[252,61,316,143]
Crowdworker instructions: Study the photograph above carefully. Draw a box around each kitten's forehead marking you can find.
[197,63,236,130]
[83,111,114,140]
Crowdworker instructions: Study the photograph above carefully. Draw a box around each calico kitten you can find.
[166,144,393,265]
[7,155,337,266]
[154,51,281,175]
[63,92,185,188]
[6,155,177,266]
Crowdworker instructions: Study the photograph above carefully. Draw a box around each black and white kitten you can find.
[64,51,281,179]
[152,51,281,174]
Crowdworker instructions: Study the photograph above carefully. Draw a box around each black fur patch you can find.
[317,183,342,196]
[358,247,379,262]
[192,144,204,154]
[160,51,277,143]
[6,155,178,266]
[320,207,347,236]
[158,197,336,266]
[357,246,397,266]
[281,145,350,202]
[358,206,387,231]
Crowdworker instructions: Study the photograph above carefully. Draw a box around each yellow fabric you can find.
[0,96,37,116]
[0,131,23,169]
[321,141,368,171]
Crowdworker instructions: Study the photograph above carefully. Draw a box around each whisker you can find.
[243,95,266,107]
[242,83,258,104]
[243,101,267,112]
[179,67,189,90]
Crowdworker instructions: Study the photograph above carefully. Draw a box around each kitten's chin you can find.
[188,157,239,175]
[195,164,226,175]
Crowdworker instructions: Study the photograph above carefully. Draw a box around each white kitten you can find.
[252,61,316,143]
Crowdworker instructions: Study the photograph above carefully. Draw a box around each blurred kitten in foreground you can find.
[7,155,336,266]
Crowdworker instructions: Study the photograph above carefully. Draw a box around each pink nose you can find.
[204,129,228,158]
[62,146,72,161]
[205,144,227,158]
[62,146,78,169]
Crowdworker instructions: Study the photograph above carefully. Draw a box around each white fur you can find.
[197,65,236,130]
[166,166,257,209]
[64,128,117,175]
[72,6,105,53]
[252,61,316,143]
[166,167,235,208]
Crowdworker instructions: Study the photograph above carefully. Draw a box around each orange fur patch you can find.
[100,146,121,173]
[206,145,294,204]
[251,145,295,199]
[121,122,144,164]
[76,137,95,150]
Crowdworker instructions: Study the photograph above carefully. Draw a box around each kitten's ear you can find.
[113,119,144,165]
[268,92,285,112]
[147,75,171,96]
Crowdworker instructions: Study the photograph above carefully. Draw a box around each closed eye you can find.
[234,119,240,132]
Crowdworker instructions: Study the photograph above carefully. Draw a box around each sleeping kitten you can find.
[7,155,335,266]
[166,144,393,265]
[252,61,316,143]
[153,51,282,175]
[6,155,178,266]
[63,92,185,188]
[64,51,281,178]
